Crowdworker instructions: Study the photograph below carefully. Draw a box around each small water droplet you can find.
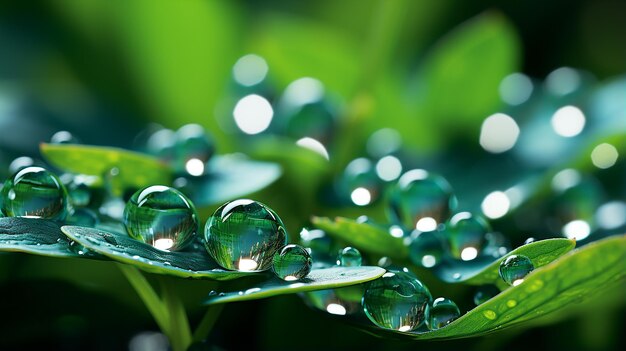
[272,244,312,281]
[387,169,457,230]
[208,290,217,296]
[362,270,432,331]
[499,254,534,286]
[1,167,69,220]
[506,299,517,308]
[524,237,536,245]
[427,297,460,330]
[409,230,445,268]
[124,186,198,251]
[473,285,500,305]
[163,262,172,266]
[443,212,490,261]
[337,247,362,267]
[174,124,214,176]
[452,273,462,280]
[483,310,497,320]
[205,199,287,271]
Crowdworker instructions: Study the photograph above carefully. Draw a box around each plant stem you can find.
[160,279,193,351]
[117,263,170,334]
[192,304,225,343]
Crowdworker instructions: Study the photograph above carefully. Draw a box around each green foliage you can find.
[204,266,385,305]
[0,217,80,258]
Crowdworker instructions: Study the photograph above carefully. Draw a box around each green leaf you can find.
[187,154,282,207]
[387,234,626,339]
[61,225,253,280]
[435,238,576,285]
[311,216,409,260]
[0,217,89,258]
[203,266,386,305]
[40,143,171,190]
[413,12,519,135]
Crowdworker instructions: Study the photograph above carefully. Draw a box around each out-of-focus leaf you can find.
[435,238,576,285]
[188,154,282,207]
[0,217,86,258]
[61,226,253,280]
[40,143,171,189]
[311,216,408,259]
[250,13,360,96]
[203,266,385,305]
[371,234,625,339]
[413,12,520,136]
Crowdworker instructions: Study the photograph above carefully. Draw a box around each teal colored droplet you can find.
[443,212,490,261]
[499,254,534,286]
[300,228,336,267]
[146,128,177,161]
[174,124,215,176]
[62,174,97,208]
[482,231,511,259]
[124,185,198,251]
[473,285,500,305]
[205,199,287,271]
[50,130,80,144]
[362,270,432,331]
[1,167,69,221]
[272,244,312,281]
[408,229,445,268]
[427,297,460,330]
[387,169,457,230]
[338,247,362,267]
[66,208,99,227]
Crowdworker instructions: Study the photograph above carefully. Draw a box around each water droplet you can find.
[8,156,36,175]
[524,237,536,245]
[506,299,517,308]
[299,228,335,266]
[499,254,534,286]
[443,212,490,261]
[387,169,457,230]
[339,158,381,206]
[50,130,80,144]
[337,247,362,267]
[208,290,217,296]
[1,167,69,220]
[483,310,497,320]
[64,174,96,208]
[205,199,287,271]
[473,285,500,305]
[427,297,460,330]
[302,286,363,316]
[272,244,312,281]
[124,186,198,251]
[174,124,214,176]
[408,230,445,268]
[452,272,462,280]
[362,270,432,331]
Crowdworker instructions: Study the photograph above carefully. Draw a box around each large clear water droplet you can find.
[1,166,69,220]
[174,124,215,176]
[362,270,432,331]
[205,199,287,271]
[387,169,457,231]
[443,212,490,261]
[124,185,198,251]
[408,230,445,268]
[473,285,500,305]
[337,246,362,267]
[427,297,460,330]
[499,254,534,286]
[272,244,312,281]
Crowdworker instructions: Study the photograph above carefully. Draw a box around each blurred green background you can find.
[0,0,624,350]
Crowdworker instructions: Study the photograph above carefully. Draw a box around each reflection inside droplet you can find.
[238,258,259,271]
[326,303,347,315]
[551,106,585,137]
[591,143,618,169]
[296,137,329,160]
[562,220,591,241]
[481,191,510,219]
[154,238,174,251]
[233,94,273,135]
[376,155,402,181]
[233,54,269,87]
[499,73,533,105]
[479,113,520,153]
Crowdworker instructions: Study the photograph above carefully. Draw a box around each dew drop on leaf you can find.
[499,254,534,286]
[427,297,460,330]
[272,244,312,281]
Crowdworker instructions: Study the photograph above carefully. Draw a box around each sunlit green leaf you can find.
[61,225,253,280]
[382,234,626,339]
[40,143,171,189]
[203,266,386,305]
[311,216,408,259]
[435,238,576,285]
